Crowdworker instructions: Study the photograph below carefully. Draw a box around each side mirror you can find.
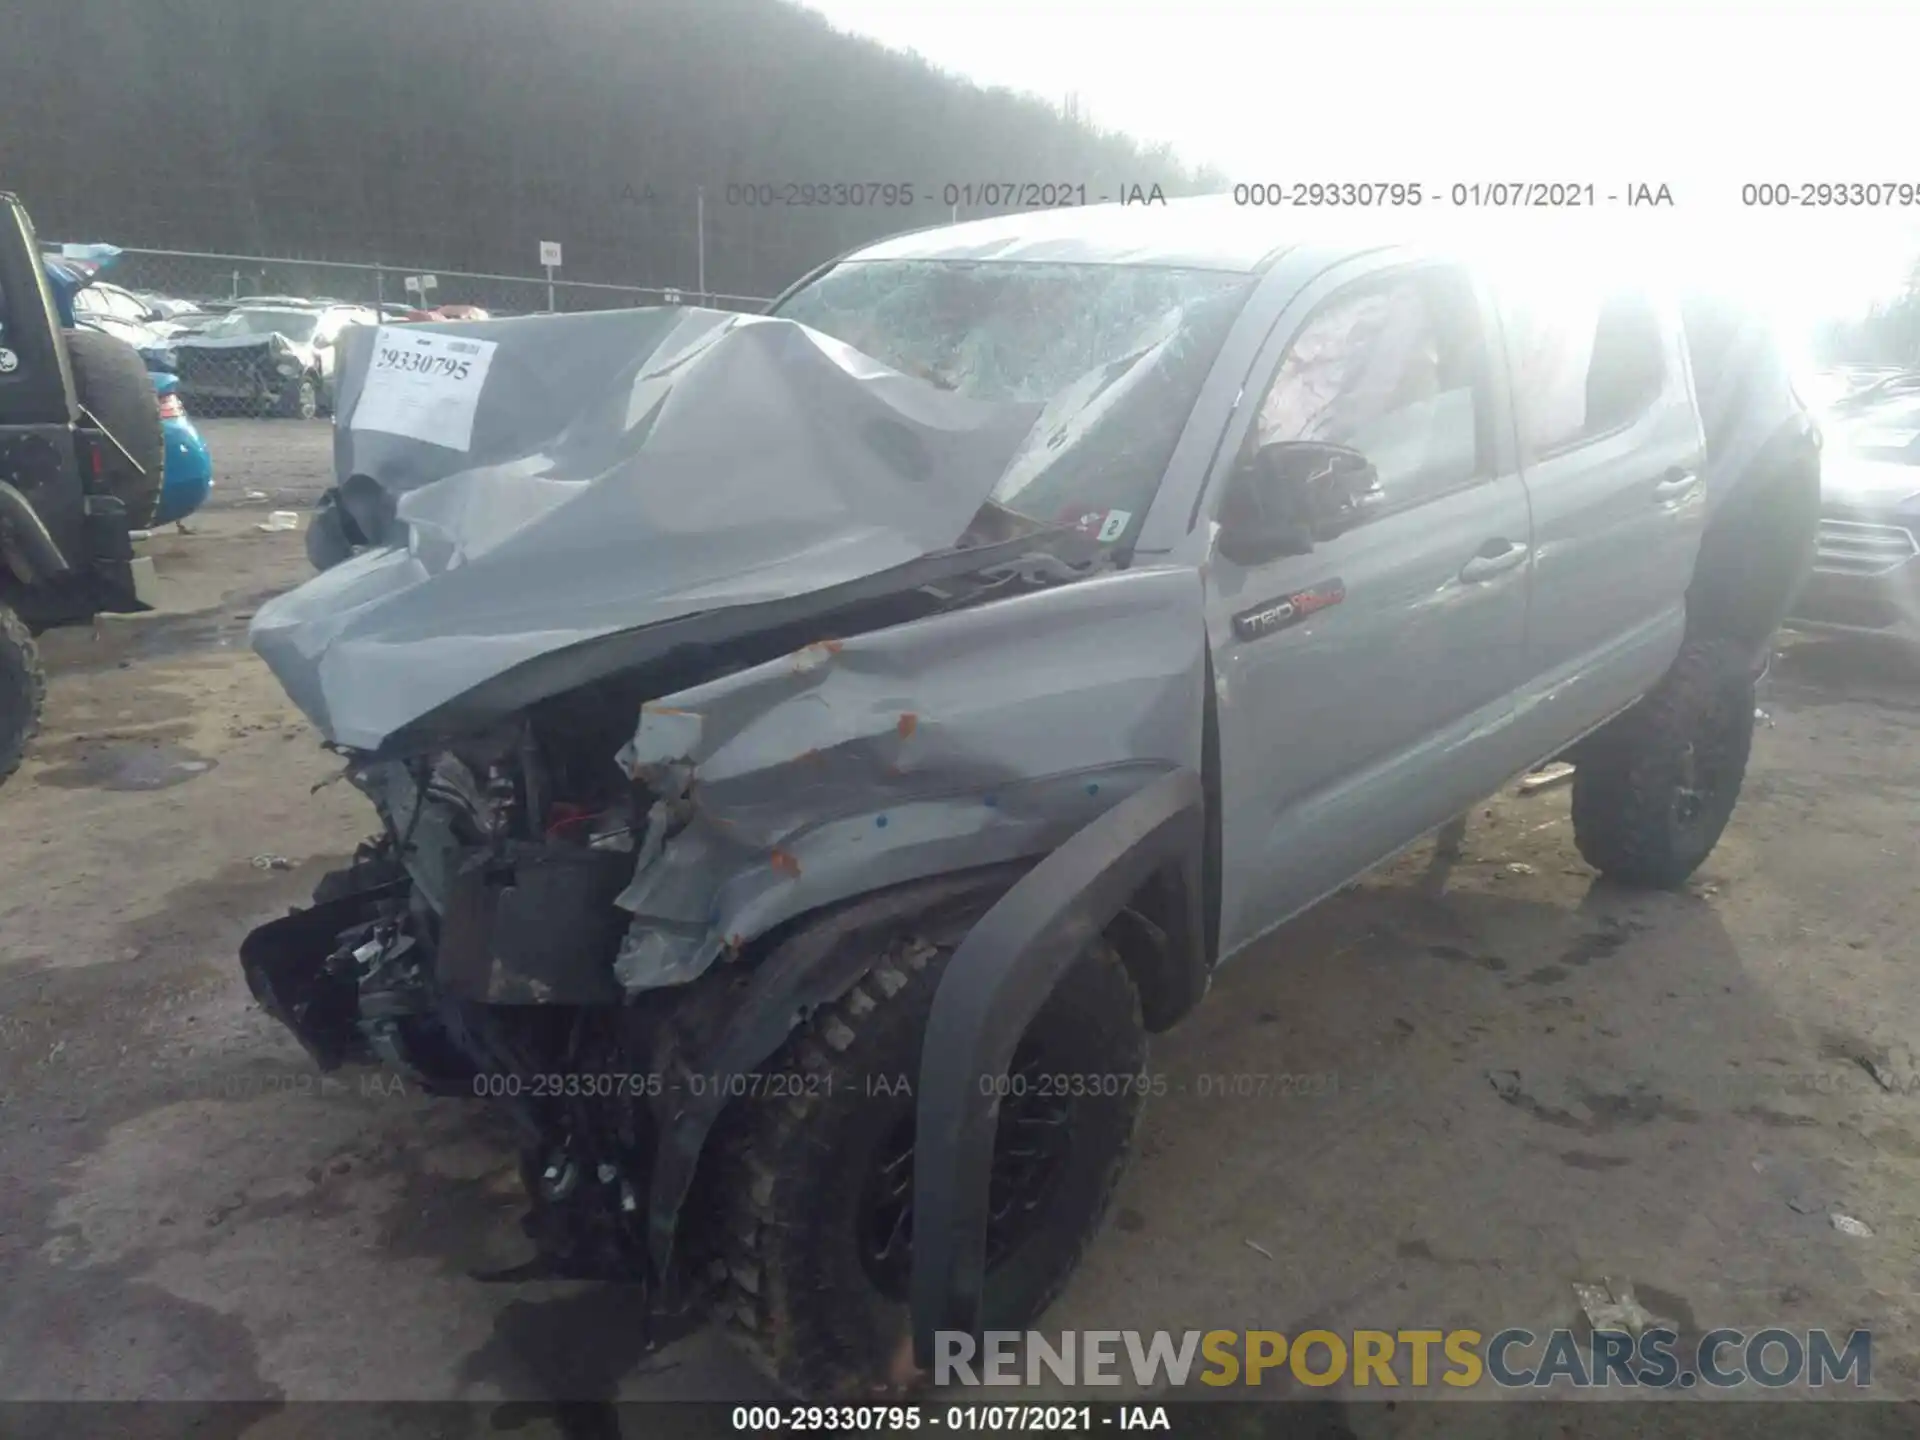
[1216,440,1383,567]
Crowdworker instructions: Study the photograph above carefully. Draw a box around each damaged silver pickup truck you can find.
[240,200,1819,1396]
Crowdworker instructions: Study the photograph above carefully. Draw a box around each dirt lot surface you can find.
[3,419,1919,1434]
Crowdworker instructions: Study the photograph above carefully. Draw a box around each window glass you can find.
[1503,282,1666,457]
[1251,270,1486,508]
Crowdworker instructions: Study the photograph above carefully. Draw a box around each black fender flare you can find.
[0,478,73,581]
[909,766,1206,1367]
[643,863,1031,1280]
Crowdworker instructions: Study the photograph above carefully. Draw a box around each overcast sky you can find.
[800,0,1920,328]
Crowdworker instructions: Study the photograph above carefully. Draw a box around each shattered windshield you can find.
[775,259,1255,543]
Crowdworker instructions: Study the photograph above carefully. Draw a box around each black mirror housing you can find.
[1216,440,1381,567]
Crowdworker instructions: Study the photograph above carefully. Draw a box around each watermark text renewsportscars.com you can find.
[935,1327,1872,1390]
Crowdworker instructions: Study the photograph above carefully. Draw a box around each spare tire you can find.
[0,602,46,787]
[65,328,164,528]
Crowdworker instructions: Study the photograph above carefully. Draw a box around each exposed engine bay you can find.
[241,535,1171,1300]
[238,303,1211,1319]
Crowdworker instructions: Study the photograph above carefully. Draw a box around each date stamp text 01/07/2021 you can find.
[1230,181,1675,208]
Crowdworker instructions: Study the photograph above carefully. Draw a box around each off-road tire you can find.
[0,604,47,786]
[1572,637,1757,888]
[277,374,318,421]
[712,926,1147,1398]
[64,327,164,528]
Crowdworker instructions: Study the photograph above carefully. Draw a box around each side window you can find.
[1502,282,1667,459]
[1250,268,1489,510]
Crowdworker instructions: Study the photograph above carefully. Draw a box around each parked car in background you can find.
[150,371,214,526]
[74,311,184,374]
[168,301,378,418]
[132,290,205,320]
[70,279,182,346]
[1787,392,1920,643]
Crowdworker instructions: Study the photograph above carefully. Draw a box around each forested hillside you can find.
[2,0,1219,296]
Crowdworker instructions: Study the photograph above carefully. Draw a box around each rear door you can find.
[1495,271,1707,755]
[1203,258,1535,958]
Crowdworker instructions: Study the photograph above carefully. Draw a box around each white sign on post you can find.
[403,276,421,294]
[350,325,499,452]
[420,275,438,291]
[539,241,563,268]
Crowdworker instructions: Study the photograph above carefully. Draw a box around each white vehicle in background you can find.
[166,301,378,418]
[69,280,181,347]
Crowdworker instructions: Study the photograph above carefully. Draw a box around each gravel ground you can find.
[3,419,1919,1435]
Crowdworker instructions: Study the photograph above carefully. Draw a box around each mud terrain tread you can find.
[715,930,1143,1397]
[716,937,935,1391]
[1571,637,1755,889]
[0,604,46,785]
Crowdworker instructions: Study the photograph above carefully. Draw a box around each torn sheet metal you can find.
[609,564,1207,993]
[249,307,1042,752]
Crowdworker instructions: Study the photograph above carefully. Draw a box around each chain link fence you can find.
[97,248,773,417]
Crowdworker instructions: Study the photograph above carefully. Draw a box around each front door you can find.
[1203,260,1534,960]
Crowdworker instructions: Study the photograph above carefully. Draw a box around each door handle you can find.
[1459,541,1529,583]
[1653,467,1700,501]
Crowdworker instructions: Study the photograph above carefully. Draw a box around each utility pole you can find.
[697,186,707,305]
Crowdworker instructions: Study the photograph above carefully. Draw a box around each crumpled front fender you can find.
[611,564,1209,994]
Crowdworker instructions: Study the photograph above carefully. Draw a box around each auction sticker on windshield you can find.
[350,326,498,451]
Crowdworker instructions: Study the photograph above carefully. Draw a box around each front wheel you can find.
[1572,637,1757,888]
[0,603,47,786]
[713,922,1147,1397]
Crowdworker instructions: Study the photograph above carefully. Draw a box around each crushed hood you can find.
[249,308,1044,751]
[174,331,317,361]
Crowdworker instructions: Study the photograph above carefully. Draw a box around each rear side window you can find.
[1502,282,1667,458]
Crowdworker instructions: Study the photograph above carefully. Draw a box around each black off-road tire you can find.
[713,926,1148,1398]
[277,374,319,420]
[1572,637,1757,888]
[64,327,164,527]
[0,603,47,786]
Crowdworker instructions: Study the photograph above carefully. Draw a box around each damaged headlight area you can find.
[239,700,707,1285]
[237,305,1212,1332]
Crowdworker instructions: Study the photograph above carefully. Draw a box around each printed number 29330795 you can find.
[374,343,475,380]
[350,326,499,452]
